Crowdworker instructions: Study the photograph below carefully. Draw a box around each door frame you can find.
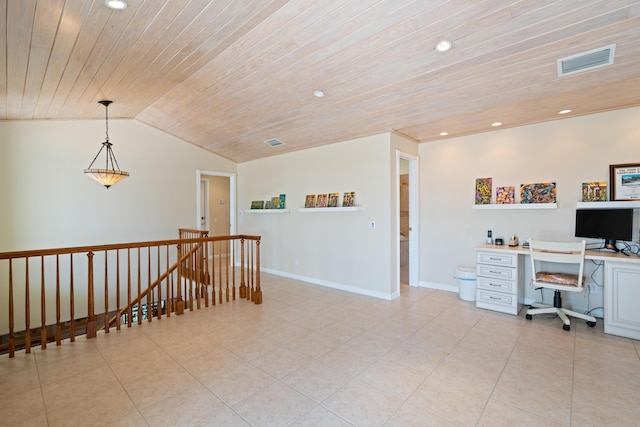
[395,151,419,292]
[196,170,236,235]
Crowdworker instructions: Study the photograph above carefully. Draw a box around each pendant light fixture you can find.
[84,100,130,188]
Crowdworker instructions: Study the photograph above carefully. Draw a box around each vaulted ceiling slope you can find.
[2,0,640,163]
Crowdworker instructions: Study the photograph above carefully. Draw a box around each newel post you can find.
[175,243,184,315]
[86,251,97,338]
[253,238,262,304]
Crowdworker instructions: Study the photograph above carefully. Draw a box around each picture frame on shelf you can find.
[582,182,607,202]
[609,163,640,201]
[520,182,556,204]
[496,186,515,204]
[305,194,316,208]
[343,191,355,207]
[475,177,492,204]
[316,194,328,208]
[327,193,339,207]
[250,200,264,209]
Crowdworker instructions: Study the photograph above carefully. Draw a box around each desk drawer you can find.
[477,276,516,294]
[476,289,518,315]
[476,264,516,281]
[477,252,517,268]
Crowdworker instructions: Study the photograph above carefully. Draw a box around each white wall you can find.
[238,133,400,298]
[419,107,640,313]
[0,119,236,252]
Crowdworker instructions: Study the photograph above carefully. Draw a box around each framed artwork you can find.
[304,194,316,208]
[475,178,492,204]
[520,182,556,204]
[250,200,264,209]
[316,194,328,208]
[609,163,640,201]
[327,193,339,207]
[582,182,607,202]
[343,191,355,207]
[496,186,515,204]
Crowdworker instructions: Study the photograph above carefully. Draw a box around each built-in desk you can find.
[476,244,640,339]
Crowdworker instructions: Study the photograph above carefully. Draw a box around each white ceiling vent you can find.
[557,44,616,77]
[263,138,285,147]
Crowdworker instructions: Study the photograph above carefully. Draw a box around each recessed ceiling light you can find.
[558,109,572,114]
[313,89,325,98]
[439,132,448,136]
[435,40,452,52]
[492,122,502,127]
[105,0,127,10]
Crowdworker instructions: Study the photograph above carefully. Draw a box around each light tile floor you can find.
[2,274,640,426]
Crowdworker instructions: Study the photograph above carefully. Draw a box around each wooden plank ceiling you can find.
[2,0,640,163]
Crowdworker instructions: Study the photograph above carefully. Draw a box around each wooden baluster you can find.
[104,251,109,333]
[40,256,47,349]
[86,251,96,339]
[175,243,184,315]
[239,238,246,299]
[248,240,254,302]
[222,241,228,302]
[55,255,61,345]
[9,259,15,357]
[157,246,162,319]
[203,241,209,307]
[70,255,75,342]
[116,250,121,330]
[229,240,234,301]
[254,238,262,304]
[195,242,201,310]
[208,241,215,306]
[217,241,223,304]
[166,245,172,317]
[231,239,236,301]
[187,243,194,311]
[127,248,132,327]
[25,258,31,352]
[148,247,153,322]
[137,248,142,324]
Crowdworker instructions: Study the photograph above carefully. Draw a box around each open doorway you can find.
[396,151,419,293]
[196,170,236,236]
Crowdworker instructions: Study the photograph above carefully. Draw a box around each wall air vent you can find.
[264,138,285,147]
[557,44,616,77]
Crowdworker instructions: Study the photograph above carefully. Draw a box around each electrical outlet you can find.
[586,283,598,294]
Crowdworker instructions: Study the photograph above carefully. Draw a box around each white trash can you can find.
[455,267,477,301]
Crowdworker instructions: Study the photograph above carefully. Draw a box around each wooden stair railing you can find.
[0,233,261,358]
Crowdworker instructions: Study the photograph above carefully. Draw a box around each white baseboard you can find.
[260,267,396,301]
[418,281,458,293]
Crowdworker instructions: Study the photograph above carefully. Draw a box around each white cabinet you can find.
[475,250,525,315]
[604,261,640,339]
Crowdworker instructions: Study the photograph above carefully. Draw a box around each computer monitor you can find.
[575,208,633,251]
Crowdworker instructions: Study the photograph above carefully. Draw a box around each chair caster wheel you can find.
[586,321,596,327]
[525,314,532,320]
[563,324,570,331]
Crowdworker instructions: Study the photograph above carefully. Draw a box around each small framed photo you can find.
[610,163,640,201]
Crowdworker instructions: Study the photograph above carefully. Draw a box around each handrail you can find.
[0,234,261,357]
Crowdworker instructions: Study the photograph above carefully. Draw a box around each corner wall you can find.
[419,107,640,313]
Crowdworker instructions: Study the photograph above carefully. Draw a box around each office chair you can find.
[525,239,596,331]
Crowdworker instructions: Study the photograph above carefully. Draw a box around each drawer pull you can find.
[489,283,501,287]
[489,296,503,300]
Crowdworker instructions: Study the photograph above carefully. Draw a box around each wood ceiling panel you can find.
[2,0,640,162]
